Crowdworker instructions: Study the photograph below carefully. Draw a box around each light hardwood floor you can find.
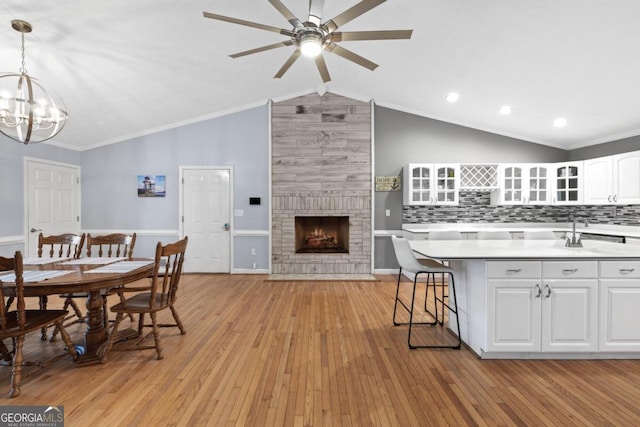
[1,274,640,426]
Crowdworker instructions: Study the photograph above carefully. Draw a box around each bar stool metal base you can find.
[393,268,461,350]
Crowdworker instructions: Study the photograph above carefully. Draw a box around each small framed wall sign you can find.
[137,175,166,197]
[375,176,401,192]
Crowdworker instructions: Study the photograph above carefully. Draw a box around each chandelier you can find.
[0,20,67,145]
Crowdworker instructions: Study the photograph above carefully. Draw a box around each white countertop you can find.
[409,239,640,260]
[402,222,640,239]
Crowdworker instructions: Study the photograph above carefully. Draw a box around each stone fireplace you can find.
[271,93,372,274]
[295,216,349,253]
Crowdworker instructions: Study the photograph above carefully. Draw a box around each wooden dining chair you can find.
[86,233,136,258]
[50,233,137,342]
[38,232,85,259]
[0,251,78,397]
[37,232,85,341]
[100,237,188,362]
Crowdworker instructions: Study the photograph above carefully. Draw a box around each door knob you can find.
[223,223,230,231]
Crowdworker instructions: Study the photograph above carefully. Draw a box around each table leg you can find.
[76,290,107,366]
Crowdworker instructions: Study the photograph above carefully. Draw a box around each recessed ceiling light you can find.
[499,105,513,115]
[553,117,568,128]
[446,92,459,103]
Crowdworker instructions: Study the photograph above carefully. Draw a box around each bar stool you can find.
[523,230,557,239]
[425,230,463,325]
[477,230,512,240]
[391,235,461,349]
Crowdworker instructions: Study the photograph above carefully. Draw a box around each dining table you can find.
[0,256,155,366]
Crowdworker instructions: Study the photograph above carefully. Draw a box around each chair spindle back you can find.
[38,233,85,259]
[86,233,137,258]
[150,237,188,309]
[0,251,24,332]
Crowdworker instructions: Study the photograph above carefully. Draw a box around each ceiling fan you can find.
[203,0,412,83]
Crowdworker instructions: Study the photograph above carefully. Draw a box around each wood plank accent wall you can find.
[272,93,372,274]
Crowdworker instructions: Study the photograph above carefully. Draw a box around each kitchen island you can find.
[409,238,640,359]
[403,222,640,243]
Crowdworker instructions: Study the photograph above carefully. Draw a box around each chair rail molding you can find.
[0,235,24,246]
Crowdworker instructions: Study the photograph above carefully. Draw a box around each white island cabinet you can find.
[486,261,597,353]
[599,261,640,351]
[409,239,640,359]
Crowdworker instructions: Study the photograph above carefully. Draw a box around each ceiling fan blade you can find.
[203,11,293,36]
[314,54,331,83]
[324,0,387,33]
[308,0,326,26]
[230,40,294,58]
[325,43,378,71]
[331,29,413,42]
[268,0,302,28]
[274,50,301,79]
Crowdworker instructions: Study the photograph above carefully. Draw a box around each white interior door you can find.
[26,159,81,256]
[181,168,231,273]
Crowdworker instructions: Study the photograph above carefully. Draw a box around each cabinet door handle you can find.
[506,268,522,274]
[620,268,635,274]
[535,284,541,298]
[562,268,578,274]
[544,284,551,298]
[608,195,612,203]
[613,194,618,203]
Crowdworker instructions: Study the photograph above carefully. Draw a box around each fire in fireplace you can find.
[295,216,349,254]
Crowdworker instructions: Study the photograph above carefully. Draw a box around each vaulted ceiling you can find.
[2,1,639,151]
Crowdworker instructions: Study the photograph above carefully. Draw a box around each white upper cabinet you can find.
[403,163,459,205]
[552,161,583,204]
[584,151,640,205]
[498,164,551,205]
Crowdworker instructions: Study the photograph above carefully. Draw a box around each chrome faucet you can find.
[566,217,589,247]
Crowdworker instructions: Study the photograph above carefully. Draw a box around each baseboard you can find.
[232,269,270,275]
[374,268,399,275]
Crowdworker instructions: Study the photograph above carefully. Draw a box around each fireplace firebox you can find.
[295,216,349,253]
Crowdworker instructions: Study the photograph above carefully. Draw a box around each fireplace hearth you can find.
[295,216,349,254]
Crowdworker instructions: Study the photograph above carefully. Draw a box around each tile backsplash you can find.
[403,191,640,226]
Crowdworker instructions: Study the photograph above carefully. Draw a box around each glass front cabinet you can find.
[553,161,583,204]
[498,164,551,205]
[403,163,459,205]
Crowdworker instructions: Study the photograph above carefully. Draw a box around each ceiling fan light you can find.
[300,33,323,57]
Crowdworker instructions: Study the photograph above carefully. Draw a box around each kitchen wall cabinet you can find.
[599,261,640,351]
[486,260,597,353]
[584,151,640,205]
[498,164,551,205]
[403,163,459,206]
[552,161,583,204]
